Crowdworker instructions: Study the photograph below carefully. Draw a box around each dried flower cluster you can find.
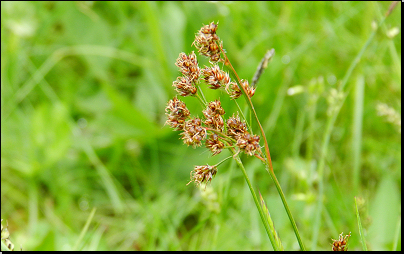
[202,65,230,89]
[165,97,190,131]
[227,114,260,156]
[165,21,263,187]
[181,117,207,148]
[203,100,225,131]
[193,22,221,63]
[225,82,242,99]
[331,232,351,251]
[187,165,218,186]
[175,51,200,82]
[173,51,200,97]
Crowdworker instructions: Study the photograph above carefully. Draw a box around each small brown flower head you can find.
[175,51,200,82]
[332,232,351,251]
[240,79,256,98]
[188,164,218,186]
[181,117,207,147]
[236,133,260,156]
[202,65,230,89]
[225,81,242,99]
[203,100,225,131]
[226,113,248,140]
[173,76,197,97]
[165,97,190,130]
[205,133,225,156]
[193,22,221,63]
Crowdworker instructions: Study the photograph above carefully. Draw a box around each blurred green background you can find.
[1,1,401,251]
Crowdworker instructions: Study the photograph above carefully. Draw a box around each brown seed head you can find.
[240,79,256,98]
[181,117,207,147]
[226,113,248,140]
[187,164,218,186]
[193,22,222,63]
[175,51,200,82]
[203,65,230,89]
[236,133,260,156]
[205,133,225,156]
[225,81,242,99]
[165,97,190,130]
[203,100,225,131]
[332,232,351,251]
[173,76,197,97]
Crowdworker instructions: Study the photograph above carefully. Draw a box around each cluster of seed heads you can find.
[166,22,261,187]
[331,232,351,251]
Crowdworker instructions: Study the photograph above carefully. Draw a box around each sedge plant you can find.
[164,22,305,251]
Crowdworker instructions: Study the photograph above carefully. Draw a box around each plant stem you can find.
[232,152,279,251]
[219,45,306,251]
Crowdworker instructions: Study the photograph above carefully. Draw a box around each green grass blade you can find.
[258,191,284,251]
[392,215,401,251]
[73,207,97,251]
[355,197,368,251]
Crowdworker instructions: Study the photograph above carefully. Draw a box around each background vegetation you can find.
[1,1,401,251]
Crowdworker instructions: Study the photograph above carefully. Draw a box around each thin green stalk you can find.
[195,84,208,106]
[194,93,207,107]
[220,45,306,251]
[266,163,306,251]
[392,214,401,251]
[232,153,279,251]
[215,155,234,167]
[73,207,97,251]
[354,197,368,251]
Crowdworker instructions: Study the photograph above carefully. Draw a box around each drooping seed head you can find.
[187,164,218,186]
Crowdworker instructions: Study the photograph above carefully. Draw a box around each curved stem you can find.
[219,44,306,251]
[220,46,273,173]
[231,151,279,251]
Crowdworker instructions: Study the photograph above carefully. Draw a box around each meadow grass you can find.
[1,1,401,250]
